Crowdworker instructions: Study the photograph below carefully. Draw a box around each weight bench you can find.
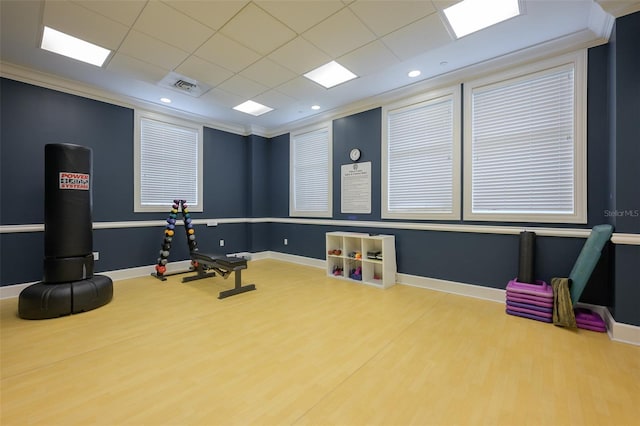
[183,252,256,299]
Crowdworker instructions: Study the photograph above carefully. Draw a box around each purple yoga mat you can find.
[506,279,553,298]
[506,309,552,323]
[507,305,553,319]
[506,293,554,307]
[577,322,607,332]
[575,308,607,332]
[507,300,553,313]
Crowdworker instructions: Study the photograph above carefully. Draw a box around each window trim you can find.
[462,50,587,224]
[134,110,204,213]
[289,121,333,218]
[381,85,462,220]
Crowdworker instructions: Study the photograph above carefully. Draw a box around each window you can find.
[290,122,333,217]
[463,51,586,223]
[382,87,461,220]
[134,111,203,212]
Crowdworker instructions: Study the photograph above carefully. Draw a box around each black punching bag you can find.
[43,143,94,282]
[19,143,112,320]
[517,231,536,284]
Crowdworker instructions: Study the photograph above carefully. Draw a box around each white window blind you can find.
[470,65,577,218]
[383,88,460,220]
[290,124,332,217]
[135,113,203,212]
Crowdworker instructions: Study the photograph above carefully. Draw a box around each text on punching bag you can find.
[58,172,90,190]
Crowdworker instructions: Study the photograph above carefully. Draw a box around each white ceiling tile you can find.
[133,1,214,52]
[382,13,452,61]
[349,0,437,37]
[71,0,146,27]
[200,87,244,109]
[195,33,262,73]
[255,0,345,33]
[253,89,297,110]
[338,40,400,77]
[175,56,234,88]
[163,0,249,30]
[0,0,615,131]
[43,0,129,50]
[303,8,376,57]
[239,57,297,89]
[276,76,328,101]
[217,74,268,100]
[118,30,190,71]
[431,1,461,11]
[106,53,168,84]
[220,3,296,55]
[268,36,332,75]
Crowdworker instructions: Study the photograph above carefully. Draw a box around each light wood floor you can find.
[1,259,638,426]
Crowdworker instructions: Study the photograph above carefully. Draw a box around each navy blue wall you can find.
[0,79,134,224]
[1,13,638,326]
[0,79,251,285]
[608,12,640,325]
[333,108,382,220]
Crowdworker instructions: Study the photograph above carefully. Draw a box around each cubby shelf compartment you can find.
[326,231,397,288]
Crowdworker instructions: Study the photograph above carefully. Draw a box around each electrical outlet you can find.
[93,251,99,261]
[219,239,225,247]
[284,238,288,245]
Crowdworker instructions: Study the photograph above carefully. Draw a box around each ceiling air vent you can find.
[158,72,211,98]
[174,79,197,92]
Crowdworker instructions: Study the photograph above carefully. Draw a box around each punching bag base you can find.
[18,275,113,320]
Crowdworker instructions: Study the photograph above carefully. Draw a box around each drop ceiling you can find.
[1,0,638,136]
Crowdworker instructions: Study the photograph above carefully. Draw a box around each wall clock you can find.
[349,148,361,162]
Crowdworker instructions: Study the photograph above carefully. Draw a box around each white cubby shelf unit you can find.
[325,231,397,288]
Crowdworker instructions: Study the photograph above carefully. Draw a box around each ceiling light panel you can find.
[43,0,129,50]
[304,61,358,89]
[233,100,273,116]
[444,0,521,39]
[40,26,111,67]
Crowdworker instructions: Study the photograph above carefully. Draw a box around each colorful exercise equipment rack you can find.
[152,199,199,281]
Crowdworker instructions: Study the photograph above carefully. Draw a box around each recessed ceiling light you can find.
[408,70,421,78]
[160,97,172,104]
[304,61,357,89]
[311,105,321,110]
[40,26,111,67]
[443,0,521,39]
[233,100,274,116]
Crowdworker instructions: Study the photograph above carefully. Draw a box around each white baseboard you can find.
[397,273,507,304]
[258,251,326,269]
[2,252,637,346]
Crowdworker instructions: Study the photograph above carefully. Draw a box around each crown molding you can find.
[0,61,250,137]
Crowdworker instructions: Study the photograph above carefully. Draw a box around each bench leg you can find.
[218,269,256,299]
